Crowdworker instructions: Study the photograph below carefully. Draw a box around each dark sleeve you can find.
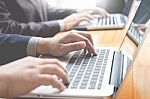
[44,1,77,20]
[47,7,77,20]
[0,0,60,37]
[0,33,31,65]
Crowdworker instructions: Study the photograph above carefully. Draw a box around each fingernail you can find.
[60,85,66,91]
[67,77,71,84]
[81,41,86,48]
[93,50,97,56]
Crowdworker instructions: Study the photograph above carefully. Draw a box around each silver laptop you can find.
[22,47,132,98]
[127,0,149,46]
[74,0,141,30]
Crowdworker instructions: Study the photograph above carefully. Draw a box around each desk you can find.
[116,28,150,99]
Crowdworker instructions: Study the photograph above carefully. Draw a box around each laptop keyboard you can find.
[89,15,126,26]
[66,49,110,90]
[127,24,144,45]
[92,16,118,26]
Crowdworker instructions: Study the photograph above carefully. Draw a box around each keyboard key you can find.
[66,49,109,90]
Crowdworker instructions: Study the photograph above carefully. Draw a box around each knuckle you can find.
[53,59,60,64]
[84,38,89,42]
[70,31,76,35]
[49,76,55,82]
[25,62,37,68]
[39,59,46,64]
[88,34,92,38]
[51,65,59,72]
[74,43,80,49]
[25,56,34,61]
[61,72,67,79]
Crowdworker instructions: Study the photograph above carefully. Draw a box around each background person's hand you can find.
[62,13,93,31]
[0,57,69,98]
[77,7,109,17]
[37,30,96,56]
[134,24,146,30]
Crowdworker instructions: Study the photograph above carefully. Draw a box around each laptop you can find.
[127,0,149,46]
[21,47,132,98]
[74,0,141,31]
[114,23,150,99]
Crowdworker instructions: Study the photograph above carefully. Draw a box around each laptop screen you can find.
[122,0,134,16]
[127,0,150,45]
[133,0,150,24]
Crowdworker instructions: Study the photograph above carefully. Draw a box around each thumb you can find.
[63,41,86,53]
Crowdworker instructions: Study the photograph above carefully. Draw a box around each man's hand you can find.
[37,30,96,56]
[62,7,108,31]
[77,7,109,16]
[134,24,146,30]
[0,57,69,98]
[63,13,93,31]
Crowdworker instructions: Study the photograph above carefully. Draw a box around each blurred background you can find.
[46,0,150,23]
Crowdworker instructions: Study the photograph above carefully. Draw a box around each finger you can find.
[98,8,109,16]
[76,31,94,46]
[62,32,96,55]
[38,74,65,91]
[84,48,87,54]
[39,64,70,84]
[76,17,92,25]
[70,32,96,55]
[79,13,93,20]
[100,11,107,17]
[102,10,109,16]
[62,41,86,54]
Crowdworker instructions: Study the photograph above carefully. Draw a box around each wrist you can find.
[36,38,52,56]
[62,19,68,31]
[0,81,7,97]
[58,20,65,32]
[0,67,9,97]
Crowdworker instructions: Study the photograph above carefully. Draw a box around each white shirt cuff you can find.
[58,20,65,32]
[27,37,41,56]
[145,19,150,28]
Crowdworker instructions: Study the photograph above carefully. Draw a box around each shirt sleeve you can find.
[58,20,65,32]
[27,37,41,56]
[145,19,150,28]
[0,33,31,65]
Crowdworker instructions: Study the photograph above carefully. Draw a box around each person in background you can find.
[0,0,108,37]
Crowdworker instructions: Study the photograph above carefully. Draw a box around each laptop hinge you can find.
[109,51,124,89]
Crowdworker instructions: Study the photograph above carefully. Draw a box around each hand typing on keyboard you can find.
[77,7,109,17]
[60,7,109,31]
[37,30,97,56]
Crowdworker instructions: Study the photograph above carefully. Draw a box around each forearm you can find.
[0,33,31,65]
[0,20,60,37]
[48,7,77,20]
